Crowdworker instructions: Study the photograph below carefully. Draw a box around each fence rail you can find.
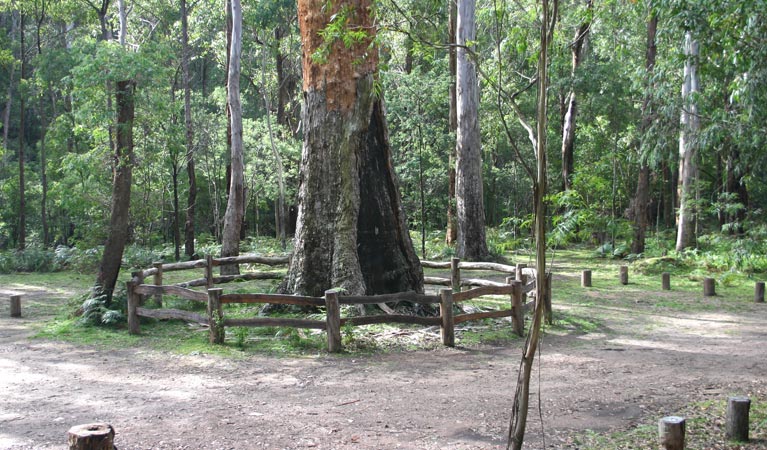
[126,255,551,352]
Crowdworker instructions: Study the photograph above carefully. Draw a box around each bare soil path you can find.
[1,283,766,449]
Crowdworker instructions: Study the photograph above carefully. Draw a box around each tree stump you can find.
[755,282,765,303]
[10,295,21,318]
[662,272,671,290]
[659,416,685,450]
[581,270,592,288]
[726,396,751,442]
[620,265,629,285]
[703,277,716,296]
[67,423,115,450]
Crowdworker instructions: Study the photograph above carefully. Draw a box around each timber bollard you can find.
[451,257,461,293]
[620,265,629,285]
[9,295,21,318]
[440,288,455,347]
[205,254,214,289]
[581,269,592,287]
[726,396,751,442]
[662,272,671,290]
[126,281,140,334]
[755,282,765,303]
[508,279,524,337]
[703,277,716,296]
[67,423,115,450]
[659,416,685,450]
[207,288,224,344]
[516,264,528,304]
[325,290,342,353]
[152,261,163,306]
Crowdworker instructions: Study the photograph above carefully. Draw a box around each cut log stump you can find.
[620,265,629,285]
[67,423,115,450]
[581,270,592,288]
[10,295,21,318]
[755,282,765,303]
[726,396,751,442]
[703,277,716,296]
[662,272,671,290]
[659,416,685,450]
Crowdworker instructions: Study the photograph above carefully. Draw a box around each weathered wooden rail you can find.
[126,255,552,352]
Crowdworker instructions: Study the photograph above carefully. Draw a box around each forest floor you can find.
[1,262,766,449]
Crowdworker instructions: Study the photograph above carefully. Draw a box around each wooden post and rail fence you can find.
[125,254,553,352]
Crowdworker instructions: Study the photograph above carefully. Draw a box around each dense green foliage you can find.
[0,0,765,268]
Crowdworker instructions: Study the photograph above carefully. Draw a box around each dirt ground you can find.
[1,281,766,449]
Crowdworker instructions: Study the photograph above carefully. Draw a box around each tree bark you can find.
[181,0,197,259]
[445,0,458,246]
[36,3,50,248]
[261,43,287,250]
[560,0,591,191]
[285,0,424,298]
[676,31,699,251]
[95,80,136,304]
[455,0,489,261]
[631,8,657,254]
[2,12,17,157]
[220,0,245,275]
[17,13,26,250]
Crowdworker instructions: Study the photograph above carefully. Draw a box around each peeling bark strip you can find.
[287,0,423,297]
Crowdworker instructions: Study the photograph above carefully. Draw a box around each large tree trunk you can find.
[455,0,489,261]
[220,0,244,275]
[560,0,591,191]
[676,31,699,252]
[181,0,197,259]
[95,80,136,304]
[445,0,458,246]
[285,0,423,297]
[631,8,657,254]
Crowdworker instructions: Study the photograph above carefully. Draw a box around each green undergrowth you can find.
[574,393,767,449]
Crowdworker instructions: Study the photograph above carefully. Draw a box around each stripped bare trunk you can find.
[676,31,699,251]
[285,0,423,297]
[631,7,657,254]
[455,0,489,261]
[220,0,244,275]
[17,13,26,250]
[560,0,591,191]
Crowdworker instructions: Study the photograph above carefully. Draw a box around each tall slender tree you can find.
[676,30,699,251]
[284,0,423,297]
[181,0,197,259]
[455,0,489,261]
[220,0,244,275]
[17,12,25,250]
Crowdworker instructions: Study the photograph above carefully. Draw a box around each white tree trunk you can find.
[455,0,489,261]
[676,31,699,251]
[221,0,245,274]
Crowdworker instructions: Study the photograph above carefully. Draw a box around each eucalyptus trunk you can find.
[560,0,591,191]
[631,8,657,254]
[17,13,26,250]
[455,0,489,261]
[181,0,197,259]
[676,31,699,252]
[445,0,458,245]
[95,80,136,304]
[220,0,245,275]
[285,0,423,297]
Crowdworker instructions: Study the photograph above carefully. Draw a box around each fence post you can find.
[508,279,524,337]
[207,288,224,344]
[127,280,140,335]
[544,272,553,325]
[131,270,145,306]
[659,416,685,450]
[581,269,592,287]
[620,265,629,285]
[703,277,716,296]
[662,272,671,290]
[516,264,528,304]
[9,295,21,318]
[440,288,455,347]
[755,282,765,303]
[726,396,751,442]
[205,254,214,289]
[325,290,342,353]
[451,257,461,293]
[152,261,163,307]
